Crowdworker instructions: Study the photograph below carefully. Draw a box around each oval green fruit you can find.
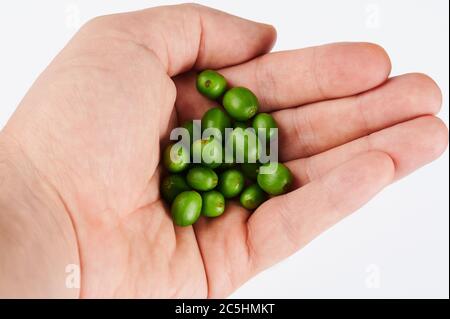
[196,70,227,100]
[223,87,259,121]
[192,137,223,169]
[186,166,218,191]
[217,169,245,198]
[161,174,190,204]
[201,107,231,138]
[201,191,225,217]
[171,191,202,226]
[257,162,293,195]
[252,113,278,142]
[240,184,267,210]
[226,127,260,163]
[163,143,190,173]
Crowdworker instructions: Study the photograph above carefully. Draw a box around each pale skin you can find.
[0,4,448,298]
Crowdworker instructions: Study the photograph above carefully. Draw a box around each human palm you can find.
[1,4,447,298]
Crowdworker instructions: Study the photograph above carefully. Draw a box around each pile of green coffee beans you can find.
[160,70,293,226]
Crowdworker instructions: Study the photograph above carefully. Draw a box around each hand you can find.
[0,4,447,298]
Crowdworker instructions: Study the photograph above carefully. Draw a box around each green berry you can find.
[252,113,278,142]
[201,107,231,138]
[223,87,259,121]
[217,169,245,198]
[163,143,190,173]
[201,191,225,217]
[171,191,202,226]
[192,137,223,169]
[257,162,293,195]
[186,166,218,191]
[240,184,267,210]
[161,175,190,204]
[196,70,227,100]
[226,127,260,163]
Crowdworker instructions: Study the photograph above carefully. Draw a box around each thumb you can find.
[73,3,276,76]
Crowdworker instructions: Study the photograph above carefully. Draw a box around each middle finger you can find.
[275,73,442,161]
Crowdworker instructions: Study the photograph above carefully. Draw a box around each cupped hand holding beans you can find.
[0,4,446,299]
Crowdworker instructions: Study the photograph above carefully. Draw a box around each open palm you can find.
[2,4,447,298]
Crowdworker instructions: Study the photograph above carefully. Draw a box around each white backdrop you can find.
[0,0,448,298]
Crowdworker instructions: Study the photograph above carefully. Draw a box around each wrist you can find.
[0,133,80,298]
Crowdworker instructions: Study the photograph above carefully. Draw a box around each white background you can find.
[0,0,448,298]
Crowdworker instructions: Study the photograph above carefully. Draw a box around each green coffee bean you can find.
[217,169,245,198]
[201,191,226,217]
[257,162,293,195]
[161,174,190,203]
[171,191,202,226]
[223,87,259,121]
[226,127,260,163]
[252,113,278,142]
[202,107,231,138]
[192,137,223,169]
[186,166,218,191]
[240,184,267,210]
[196,70,227,100]
[163,143,189,173]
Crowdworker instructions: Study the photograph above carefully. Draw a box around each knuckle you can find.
[254,55,279,108]
[292,108,318,156]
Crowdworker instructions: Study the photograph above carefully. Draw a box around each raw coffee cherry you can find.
[217,169,245,199]
[240,184,267,210]
[223,87,259,121]
[201,107,231,138]
[226,127,260,163]
[196,70,227,100]
[163,143,190,173]
[161,174,190,203]
[186,166,219,191]
[171,191,202,226]
[192,137,223,169]
[201,191,226,217]
[252,113,278,142]
[257,162,293,196]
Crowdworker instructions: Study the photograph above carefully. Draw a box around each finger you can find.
[247,151,394,272]
[77,4,276,76]
[276,73,443,160]
[224,42,391,110]
[287,115,449,187]
[174,42,391,121]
